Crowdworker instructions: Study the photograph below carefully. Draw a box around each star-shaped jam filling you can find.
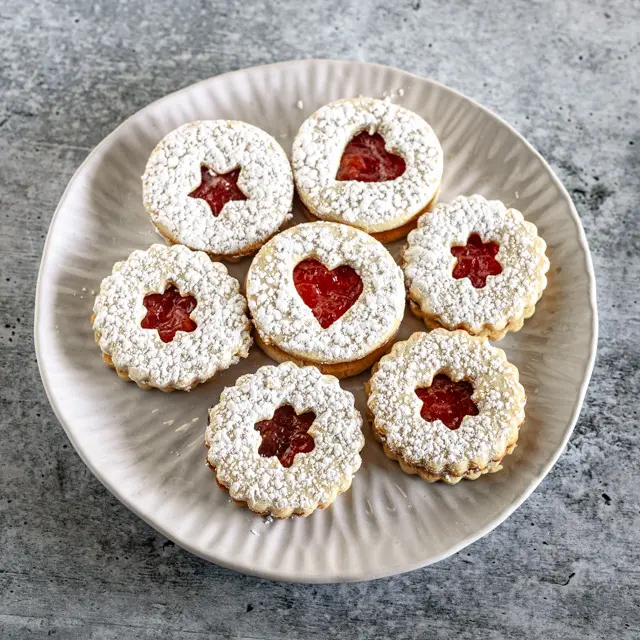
[141,285,197,343]
[415,374,479,430]
[188,165,247,216]
[336,132,406,182]
[254,405,316,468]
[450,233,503,288]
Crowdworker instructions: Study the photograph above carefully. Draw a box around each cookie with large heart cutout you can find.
[246,221,405,378]
[292,97,443,242]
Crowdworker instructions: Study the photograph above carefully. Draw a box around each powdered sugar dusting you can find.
[292,97,443,233]
[246,222,405,364]
[368,330,525,472]
[206,362,364,516]
[403,195,549,334]
[142,120,293,256]
[92,244,252,390]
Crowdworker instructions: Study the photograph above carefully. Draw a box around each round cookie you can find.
[366,329,526,484]
[92,244,252,391]
[292,97,443,241]
[206,362,364,518]
[403,194,550,340]
[245,221,405,378]
[142,120,293,260]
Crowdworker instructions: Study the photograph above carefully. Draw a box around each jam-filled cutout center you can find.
[336,132,406,182]
[188,165,247,216]
[415,374,479,430]
[293,258,364,329]
[254,405,316,468]
[141,284,197,343]
[451,233,503,289]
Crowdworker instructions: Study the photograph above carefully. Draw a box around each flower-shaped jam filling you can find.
[336,132,406,182]
[293,258,363,329]
[141,285,197,343]
[188,166,247,216]
[254,405,316,467]
[415,374,479,430]
[451,233,503,288]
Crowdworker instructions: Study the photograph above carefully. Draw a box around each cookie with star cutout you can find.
[206,362,364,518]
[366,329,526,484]
[402,194,549,340]
[142,120,294,261]
[91,244,252,391]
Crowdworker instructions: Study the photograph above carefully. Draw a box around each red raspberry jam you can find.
[254,405,316,467]
[293,258,363,329]
[188,166,247,216]
[451,233,503,288]
[415,374,479,430]
[141,285,197,343]
[336,132,406,182]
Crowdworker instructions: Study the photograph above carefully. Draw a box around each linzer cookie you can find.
[403,194,549,340]
[245,221,405,378]
[366,329,526,484]
[91,244,252,391]
[292,97,443,242]
[206,362,364,518]
[142,120,294,260]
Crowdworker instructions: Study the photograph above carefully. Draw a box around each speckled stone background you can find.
[1,0,638,638]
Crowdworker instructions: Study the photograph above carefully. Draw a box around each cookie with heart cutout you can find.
[91,244,252,391]
[366,329,526,484]
[206,361,365,518]
[292,97,443,242]
[245,221,405,378]
[142,120,294,261]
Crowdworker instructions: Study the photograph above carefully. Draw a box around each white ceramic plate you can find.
[35,60,597,583]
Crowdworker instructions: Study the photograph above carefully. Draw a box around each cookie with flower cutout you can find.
[206,362,365,518]
[292,97,443,242]
[142,120,293,260]
[403,194,550,340]
[245,221,405,378]
[92,244,252,391]
[366,329,526,484]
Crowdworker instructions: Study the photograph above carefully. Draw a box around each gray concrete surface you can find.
[1,0,639,638]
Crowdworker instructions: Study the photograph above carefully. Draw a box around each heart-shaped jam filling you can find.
[141,285,197,343]
[451,233,503,288]
[336,132,406,182]
[254,405,316,467]
[415,374,479,430]
[293,258,363,329]
[188,165,247,216]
